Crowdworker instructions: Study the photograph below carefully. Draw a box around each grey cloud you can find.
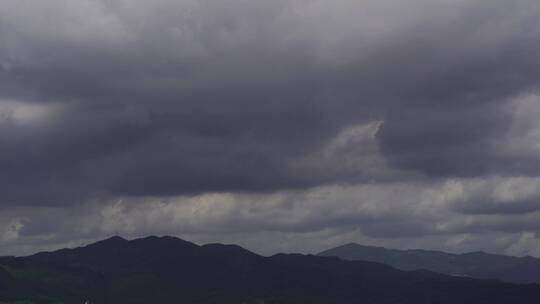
[447,177,540,215]
[376,0,540,177]
[2,0,540,256]
[1,0,540,207]
[2,178,540,256]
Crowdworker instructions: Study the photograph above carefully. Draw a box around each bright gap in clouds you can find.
[0,100,61,125]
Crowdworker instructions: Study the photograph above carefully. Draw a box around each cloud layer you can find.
[1,0,540,256]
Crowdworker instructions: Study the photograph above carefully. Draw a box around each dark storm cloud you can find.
[377,102,539,177]
[375,0,540,176]
[1,0,540,208]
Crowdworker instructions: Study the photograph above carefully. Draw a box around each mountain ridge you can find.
[318,242,540,284]
[1,236,540,303]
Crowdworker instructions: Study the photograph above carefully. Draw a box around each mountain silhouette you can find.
[318,243,540,284]
[1,236,539,303]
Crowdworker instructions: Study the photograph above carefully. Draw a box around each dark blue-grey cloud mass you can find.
[1,0,540,256]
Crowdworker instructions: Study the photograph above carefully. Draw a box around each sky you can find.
[1,0,540,257]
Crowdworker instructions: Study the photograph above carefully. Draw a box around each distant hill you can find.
[1,236,540,304]
[318,243,540,284]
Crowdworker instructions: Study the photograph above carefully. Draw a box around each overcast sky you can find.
[1,0,540,257]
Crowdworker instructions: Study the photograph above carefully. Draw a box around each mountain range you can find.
[1,236,539,304]
[318,243,540,284]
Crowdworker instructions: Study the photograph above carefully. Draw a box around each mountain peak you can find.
[101,235,127,243]
[318,243,386,256]
[83,235,129,249]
